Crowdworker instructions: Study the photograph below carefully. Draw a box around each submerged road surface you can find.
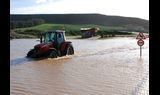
[10,37,149,95]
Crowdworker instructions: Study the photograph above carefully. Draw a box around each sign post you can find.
[137,39,144,57]
[136,32,146,58]
[140,46,142,57]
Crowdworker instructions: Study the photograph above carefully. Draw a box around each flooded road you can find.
[10,37,149,95]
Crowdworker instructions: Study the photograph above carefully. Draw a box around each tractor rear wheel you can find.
[49,50,58,58]
[65,45,74,55]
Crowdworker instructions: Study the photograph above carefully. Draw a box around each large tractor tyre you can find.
[48,50,58,58]
[27,49,36,58]
[65,44,74,55]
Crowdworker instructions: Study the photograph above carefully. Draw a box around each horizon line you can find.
[10,13,149,20]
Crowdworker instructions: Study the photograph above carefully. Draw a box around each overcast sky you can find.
[10,0,149,20]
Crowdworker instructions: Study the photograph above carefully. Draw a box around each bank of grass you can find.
[12,23,134,39]
[10,31,36,39]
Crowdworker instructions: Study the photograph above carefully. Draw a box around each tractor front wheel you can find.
[27,49,36,58]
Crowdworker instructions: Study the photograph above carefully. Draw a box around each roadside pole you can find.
[136,32,146,58]
[140,46,142,57]
[137,39,144,58]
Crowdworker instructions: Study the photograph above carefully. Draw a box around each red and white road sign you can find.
[136,32,146,39]
[137,39,144,46]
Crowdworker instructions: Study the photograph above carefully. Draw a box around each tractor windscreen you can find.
[43,32,56,43]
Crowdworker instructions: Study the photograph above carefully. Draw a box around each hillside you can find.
[13,24,126,36]
[10,14,149,32]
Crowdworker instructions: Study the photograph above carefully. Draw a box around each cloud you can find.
[35,0,61,4]
[35,0,48,4]
[10,0,149,20]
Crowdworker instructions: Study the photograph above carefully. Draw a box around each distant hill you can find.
[10,14,149,32]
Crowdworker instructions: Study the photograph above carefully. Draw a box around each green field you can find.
[11,23,132,39]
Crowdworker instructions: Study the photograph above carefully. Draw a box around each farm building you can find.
[81,27,99,38]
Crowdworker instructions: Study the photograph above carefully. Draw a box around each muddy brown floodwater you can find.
[10,37,149,95]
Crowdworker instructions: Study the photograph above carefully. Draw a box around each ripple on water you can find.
[10,37,149,95]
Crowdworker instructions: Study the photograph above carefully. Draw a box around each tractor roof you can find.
[47,30,65,33]
[41,30,65,35]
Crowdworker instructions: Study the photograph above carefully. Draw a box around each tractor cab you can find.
[40,30,66,49]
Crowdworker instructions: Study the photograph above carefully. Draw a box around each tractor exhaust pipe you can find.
[40,33,42,43]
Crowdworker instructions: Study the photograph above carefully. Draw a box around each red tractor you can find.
[27,30,74,58]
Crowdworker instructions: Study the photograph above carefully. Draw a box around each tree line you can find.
[10,18,45,29]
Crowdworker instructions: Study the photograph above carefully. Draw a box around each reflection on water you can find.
[10,57,29,65]
[10,37,149,95]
